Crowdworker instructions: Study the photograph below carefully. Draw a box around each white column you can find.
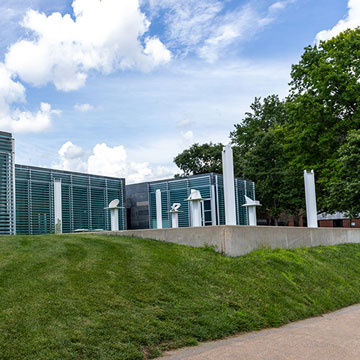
[191,200,202,227]
[54,179,62,234]
[171,212,179,228]
[304,170,318,228]
[222,144,236,225]
[242,195,261,226]
[156,189,162,229]
[210,184,217,226]
[187,189,204,227]
[110,208,119,231]
[248,207,257,226]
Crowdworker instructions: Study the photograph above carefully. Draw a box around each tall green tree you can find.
[285,28,360,212]
[231,95,303,223]
[174,142,223,176]
[325,130,360,218]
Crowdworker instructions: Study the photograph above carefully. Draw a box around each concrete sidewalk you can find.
[159,304,360,360]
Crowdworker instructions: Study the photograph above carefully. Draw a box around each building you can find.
[126,173,255,229]
[0,132,126,235]
[318,213,360,228]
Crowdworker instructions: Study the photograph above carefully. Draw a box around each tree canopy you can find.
[174,142,223,177]
[173,28,360,220]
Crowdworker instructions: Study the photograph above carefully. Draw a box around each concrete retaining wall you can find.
[91,225,360,257]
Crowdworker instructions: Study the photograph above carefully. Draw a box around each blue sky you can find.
[0,0,356,183]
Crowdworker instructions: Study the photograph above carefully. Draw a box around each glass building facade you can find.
[15,165,126,235]
[0,132,126,235]
[126,173,255,229]
[0,132,15,235]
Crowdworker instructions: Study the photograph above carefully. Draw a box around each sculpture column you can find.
[222,144,236,225]
[156,189,163,229]
[186,189,204,227]
[54,179,62,234]
[169,203,181,228]
[242,195,261,226]
[304,170,318,228]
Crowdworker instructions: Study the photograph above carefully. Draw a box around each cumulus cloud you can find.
[74,103,94,112]
[55,141,89,173]
[0,64,59,133]
[54,141,176,183]
[5,0,171,91]
[316,0,360,43]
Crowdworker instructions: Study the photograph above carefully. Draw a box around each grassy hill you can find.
[1,234,360,359]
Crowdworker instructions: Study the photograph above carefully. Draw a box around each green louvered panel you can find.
[168,179,187,190]
[169,188,189,227]
[31,181,51,234]
[53,172,72,185]
[30,169,51,182]
[15,167,30,180]
[0,153,12,234]
[107,188,125,230]
[246,181,256,199]
[149,192,156,229]
[61,184,72,233]
[149,189,170,229]
[72,185,89,230]
[161,190,170,228]
[235,178,248,225]
[149,176,213,228]
[215,175,225,225]
[149,182,168,193]
[91,177,106,188]
[91,188,106,230]
[188,176,210,188]
[0,133,14,234]
[15,179,30,234]
[14,165,126,234]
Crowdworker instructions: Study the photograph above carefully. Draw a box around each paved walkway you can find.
[159,304,360,360]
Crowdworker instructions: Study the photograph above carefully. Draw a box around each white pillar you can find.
[186,189,204,227]
[191,200,202,227]
[110,208,119,231]
[210,184,217,226]
[170,203,181,228]
[54,179,62,234]
[242,195,261,226]
[304,170,318,228]
[156,189,162,229]
[222,144,236,225]
[171,212,179,228]
[248,207,257,226]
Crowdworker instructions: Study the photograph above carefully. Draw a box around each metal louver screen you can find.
[0,133,14,235]
[15,165,126,234]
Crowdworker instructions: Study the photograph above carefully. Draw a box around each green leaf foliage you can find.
[230,95,303,220]
[174,142,223,176]
[285,28,360,212]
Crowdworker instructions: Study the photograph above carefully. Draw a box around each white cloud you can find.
[181,130,194,141]
[0,64,59,133]
[55,141,88,173]
[316,0,360,43]
[74,103,94,112]
[198,5,259,63]
[5,0,171,91]
[54,141,177,184]
[146,0,223,51]
[145,0,295,62]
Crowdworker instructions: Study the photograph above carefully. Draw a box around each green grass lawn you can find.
[1,235,360,359]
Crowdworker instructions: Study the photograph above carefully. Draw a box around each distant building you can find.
[318,212,360,228]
